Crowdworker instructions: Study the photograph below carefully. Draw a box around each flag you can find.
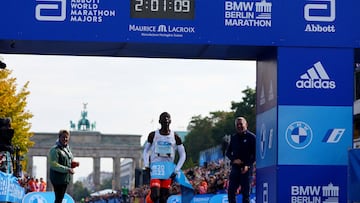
[175,170,195,203]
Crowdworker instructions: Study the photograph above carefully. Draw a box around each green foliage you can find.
[183,87,256,165]
[73,181,90,202]
[184,116,214,163]
[208,111,235,145]
[100,178,113,190]
[73,178,112,202]
[182,156,196,169]
[231,87,256,132]
[0,69,34,168]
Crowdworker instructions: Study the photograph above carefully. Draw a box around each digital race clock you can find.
[130,0,195,19]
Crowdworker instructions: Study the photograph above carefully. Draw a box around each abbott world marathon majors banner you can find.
[0,0,355,47]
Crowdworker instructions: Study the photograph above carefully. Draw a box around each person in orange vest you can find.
[28,177,37,192]
[39,177,47,192]
[35,178,40,192]
[145,190,153,203]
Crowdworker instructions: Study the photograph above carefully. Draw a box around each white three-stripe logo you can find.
[300,61,329,80]
[295,61,336,89]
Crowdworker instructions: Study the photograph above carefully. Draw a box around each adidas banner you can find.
[278,47,353,106]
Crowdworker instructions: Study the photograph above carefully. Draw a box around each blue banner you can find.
[278,105,352,165]
[0,0,356,47]
[256,58,277,114]
[174,166,195,203]
[208,193,256,203]
[277,165,347,203]
[167,195,181,203]
[199,145,223,167]
[348,149,360,201]
[22,192,75,203]
[0,172,25,203]
[257,165,348,203]
[256,106,277,168]
[278,47,353,106]
[191,194,214,203]
[277,0,354,47]
[256,166,277,203]
[168,193,256,203]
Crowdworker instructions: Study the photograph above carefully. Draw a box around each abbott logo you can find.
[304,0,335,22]
[35,0,66,21]
[296,61,336,89]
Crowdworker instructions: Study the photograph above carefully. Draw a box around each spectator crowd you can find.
[13,159,256,203]
[85,159,256,203]
[18,176,47,193]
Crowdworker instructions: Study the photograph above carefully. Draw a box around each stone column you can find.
[27,155,33,177]
[131,158,138,189]
[134,156,141,169]
[46,157,51,191]
[113,157,121,190]
[93,157,101,190]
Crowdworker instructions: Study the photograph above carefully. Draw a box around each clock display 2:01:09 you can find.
[130,0,195,19]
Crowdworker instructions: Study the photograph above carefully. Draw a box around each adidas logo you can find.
[295,61,336,89]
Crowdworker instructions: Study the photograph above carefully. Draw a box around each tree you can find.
[184,115,214,164]
[208,111,235,145]
[73,181,90,202]
[100,178,113,190]
[231,87,256,132]
[183,87,256,165]
[0,69,34,168]
[183,156,196,169]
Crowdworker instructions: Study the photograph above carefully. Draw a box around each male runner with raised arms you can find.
[143,112,186,203]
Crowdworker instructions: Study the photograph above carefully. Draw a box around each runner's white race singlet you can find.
[150,130,177,163]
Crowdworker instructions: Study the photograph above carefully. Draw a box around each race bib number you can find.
[154,141,173,157]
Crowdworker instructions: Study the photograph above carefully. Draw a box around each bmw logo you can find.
[285,121,313,149]
[260,124,266,159]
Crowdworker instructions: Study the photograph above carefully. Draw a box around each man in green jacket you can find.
[48,130,78,203]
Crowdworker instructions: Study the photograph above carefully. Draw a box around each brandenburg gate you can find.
[26,105,142,192]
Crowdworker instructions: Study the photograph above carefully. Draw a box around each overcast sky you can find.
[2,54,256,181]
